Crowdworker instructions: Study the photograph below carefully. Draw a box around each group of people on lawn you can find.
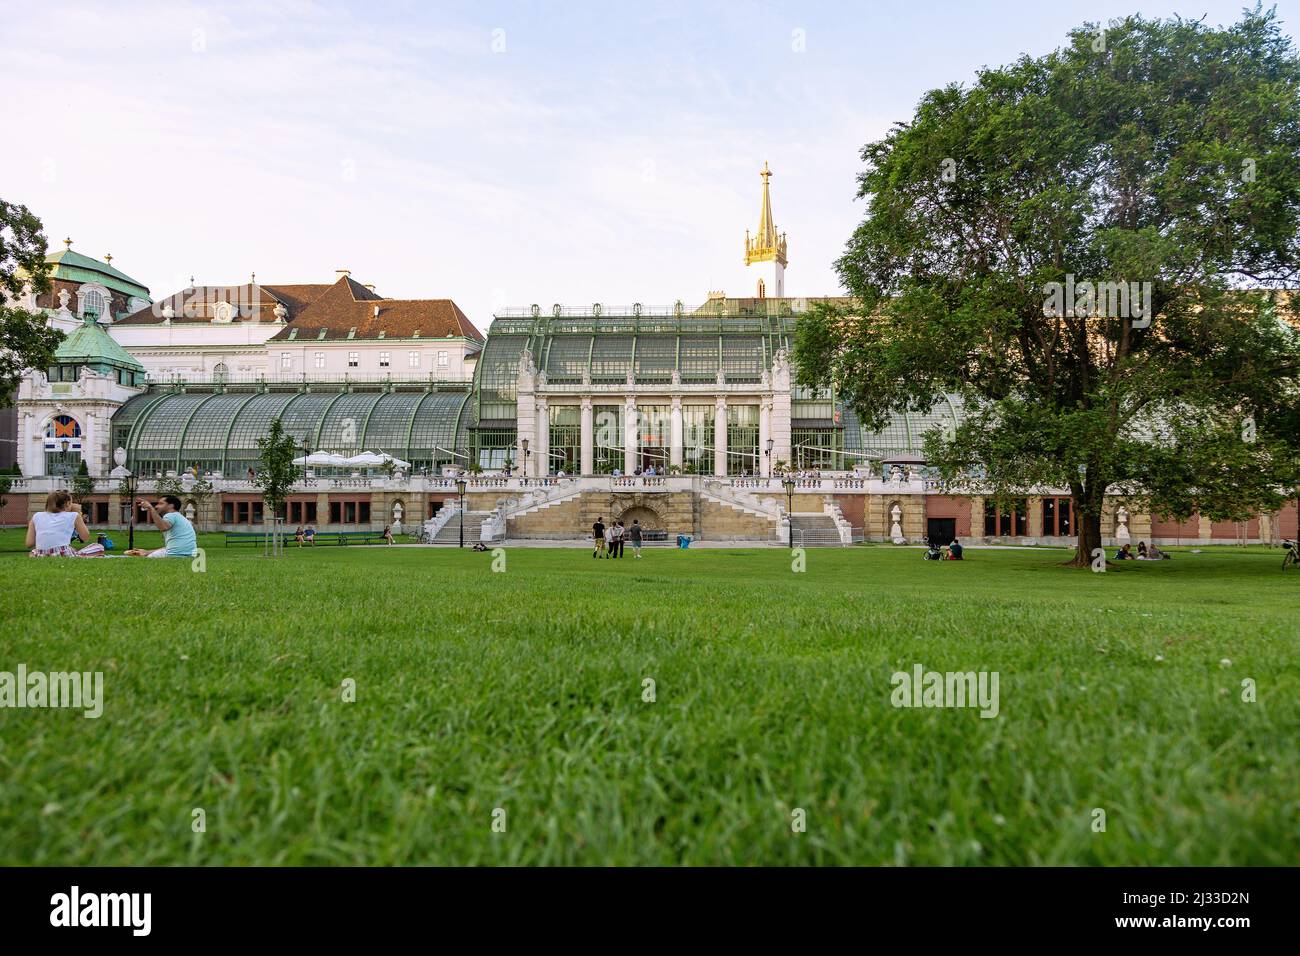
[1115,541,1170,560]
[591,516,643,558]
[27,490,196,559]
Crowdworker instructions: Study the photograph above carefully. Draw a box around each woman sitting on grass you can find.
[26,490,105,558]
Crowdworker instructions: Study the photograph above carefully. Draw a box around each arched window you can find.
[82,290,106,319]
[213,362,228,384]
[44,415,83,477]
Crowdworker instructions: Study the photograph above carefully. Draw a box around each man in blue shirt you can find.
[125,495,198,558]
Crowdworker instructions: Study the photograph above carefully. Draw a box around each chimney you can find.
[365,284,375,292]
[335,269,351,281]
[373,305,380,318]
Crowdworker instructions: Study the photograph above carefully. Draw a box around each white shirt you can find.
[33,510,78,550]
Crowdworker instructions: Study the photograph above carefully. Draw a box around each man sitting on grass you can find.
[124,495,197,558]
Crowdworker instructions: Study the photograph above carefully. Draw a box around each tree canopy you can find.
[0,199,63,403]
[796,7,1300,564]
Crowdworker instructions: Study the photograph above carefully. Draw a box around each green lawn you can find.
[0,530,1296,865]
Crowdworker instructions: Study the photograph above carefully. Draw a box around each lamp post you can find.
[114,447,138,550]
[455,476,467,548]
[520,437,530,478]
[764,437,774,478]
[782,475,795,550]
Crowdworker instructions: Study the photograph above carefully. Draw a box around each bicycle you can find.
[1283,540,1298,571]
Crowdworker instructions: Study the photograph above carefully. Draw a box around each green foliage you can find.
[69,458,94,505]
[254,417,301,514]
[0,199,63,405]
[0,540,1294,864]
[798,9,1300,564]
[0,474,10,509]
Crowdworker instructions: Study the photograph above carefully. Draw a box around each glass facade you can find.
[592,404,623,474]
[681,405,713,475]
[548,405,581,474]
[726,404,759,475]
[635,404,670,472]
[112,386,474,475]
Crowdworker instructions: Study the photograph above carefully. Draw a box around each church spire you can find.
[745,161,787,267]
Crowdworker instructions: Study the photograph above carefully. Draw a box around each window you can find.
[348,352,359,368]
[213,362,228,383]
[82,290,106,319]
[437,350,449,368]
[1043,497,1072,536]
[409,351,419,368]
[223,502,235,524]
[984,499,1028,536]
[315,352,325,369]
[379,351,390,368]
[329,500,369,525]
[280,352,292,369]
[288,501,318,524]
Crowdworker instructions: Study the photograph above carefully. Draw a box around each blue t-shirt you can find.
[163,511,197,557]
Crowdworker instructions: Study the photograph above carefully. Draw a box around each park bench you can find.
[223,530,390,547]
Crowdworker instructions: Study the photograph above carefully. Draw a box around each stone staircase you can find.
[431,511,491,545]
[789,513,846,547]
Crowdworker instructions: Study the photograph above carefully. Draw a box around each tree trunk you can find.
[1066,479,1105,567]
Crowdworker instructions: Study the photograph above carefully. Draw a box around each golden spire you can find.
[745,161,787,266]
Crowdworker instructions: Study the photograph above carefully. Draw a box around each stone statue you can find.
[57,289,72,312]
[670,368,681,386]
[273,302,288,322]
[890,503,905,544]
[392,501,403,535]
[1115,506,1130,543]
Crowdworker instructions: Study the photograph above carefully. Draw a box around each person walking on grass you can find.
[592,516,605,558]
[630,518,643,558]
[604,521,614,558]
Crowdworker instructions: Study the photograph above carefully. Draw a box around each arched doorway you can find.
[618,505,664,531]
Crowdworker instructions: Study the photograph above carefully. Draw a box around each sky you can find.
[2,0,1294,333]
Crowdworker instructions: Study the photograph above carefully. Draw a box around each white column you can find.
[534,398,549,476]
[624,396,637,474]
[580,398,594,475]
[669,397,683,469]
[758,399,771,476]
[714,396,728,476]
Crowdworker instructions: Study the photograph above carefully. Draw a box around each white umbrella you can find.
[296,451,349,467]
[343,451,388,468]
[380,453,412,470]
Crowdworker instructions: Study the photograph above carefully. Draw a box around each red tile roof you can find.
[115,275,483,342]
[268,277,483,342]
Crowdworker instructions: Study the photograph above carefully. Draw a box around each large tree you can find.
[0,200,63,401]
[797,8,1300,565]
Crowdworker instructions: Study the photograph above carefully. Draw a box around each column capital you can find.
[580,396,593,412]
[671,395,682,411]
[715,395,727,411]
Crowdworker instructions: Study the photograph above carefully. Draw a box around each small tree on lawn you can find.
[254,417,300,528]
[188,475,215,530]
[69,459,95,510]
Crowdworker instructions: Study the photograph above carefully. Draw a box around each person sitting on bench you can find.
[124,495,197,558]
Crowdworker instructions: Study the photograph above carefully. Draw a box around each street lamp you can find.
[455,476,467,548]
[114,446,139,550]
[765,438,774,477]
[782,475,795,550]
[520,437,530,478]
